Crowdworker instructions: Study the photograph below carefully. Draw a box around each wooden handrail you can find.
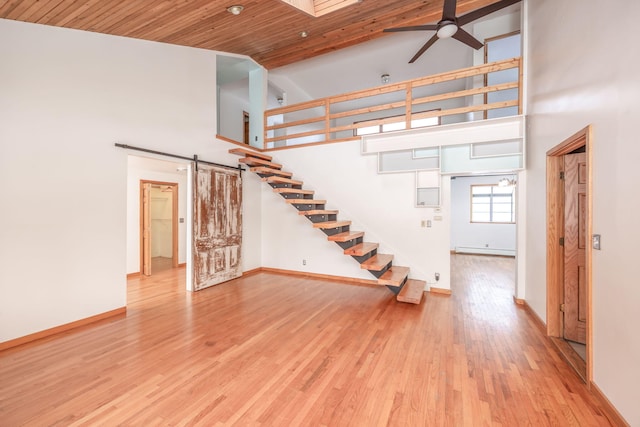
[264,57,522,150]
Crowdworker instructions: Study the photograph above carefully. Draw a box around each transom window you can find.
[471,184,515,223]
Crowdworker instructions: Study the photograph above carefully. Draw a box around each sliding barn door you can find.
[192,165,242,291]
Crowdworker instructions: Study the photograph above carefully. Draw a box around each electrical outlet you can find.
[302,259,307,266]
[435,272,440,281]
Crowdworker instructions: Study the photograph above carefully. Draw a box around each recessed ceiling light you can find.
[227,5,244,15]
[299,31,308,38]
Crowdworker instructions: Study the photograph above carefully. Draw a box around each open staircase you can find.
[230,147,426,304]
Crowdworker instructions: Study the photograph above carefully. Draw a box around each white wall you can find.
[262,141,450,290]
[450,175,516,255]
[0,19,262,343]
[126,156,189,274]
[526,0,640,424]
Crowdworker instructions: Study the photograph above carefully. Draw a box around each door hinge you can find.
[559,237,564,246]
[559,171,565,180]
[560,303,565,312]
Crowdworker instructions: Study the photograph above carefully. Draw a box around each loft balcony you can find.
[263,57,522,150]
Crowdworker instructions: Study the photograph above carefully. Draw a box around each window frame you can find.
[470,184,516,224]
[353,111,441,136]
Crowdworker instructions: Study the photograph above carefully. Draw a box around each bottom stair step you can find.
[377,266,409,286]
[397,279,426,304]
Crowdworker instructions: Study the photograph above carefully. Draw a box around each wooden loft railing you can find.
[264,57,522,150]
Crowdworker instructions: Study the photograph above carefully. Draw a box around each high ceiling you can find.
[1,0,504,69]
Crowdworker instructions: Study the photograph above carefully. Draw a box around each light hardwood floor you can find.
[0,255,615,425]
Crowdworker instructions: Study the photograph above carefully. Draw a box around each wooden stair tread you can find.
[312,220,351,229]
[274,188,314,195]
[378,266,410,286]
[285,199,326,205]
[299,210,338,216]
[327,231,364,242]
[250,167,292,178]
[228,147,272,161]
[264,176,302,186]
[360,254,393,271]
[397,279,426,304]
[239,157,282,169]
[344,242,378,256]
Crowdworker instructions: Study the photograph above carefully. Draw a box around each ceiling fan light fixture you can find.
[498,177,517,187]
[226,5,244,15]
[436,22,458,39]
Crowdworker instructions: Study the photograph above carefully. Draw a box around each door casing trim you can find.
[545,125,593,384]
[139,180,179,275]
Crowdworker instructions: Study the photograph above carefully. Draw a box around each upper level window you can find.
[355,116,439,136]
[471,184,515,223]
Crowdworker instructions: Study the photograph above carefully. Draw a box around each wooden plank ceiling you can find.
[0,0,501,69]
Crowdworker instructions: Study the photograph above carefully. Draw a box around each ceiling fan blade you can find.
[383,25,438,33]
[458,0,521,26]
[442,0,458,20]
[452,28,483,49]
[409,33,440,63]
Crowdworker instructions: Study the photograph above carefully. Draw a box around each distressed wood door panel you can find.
[193,165,242,291]
[563,152,587,344]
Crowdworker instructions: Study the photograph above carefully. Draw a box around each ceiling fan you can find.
[383,0,521,63]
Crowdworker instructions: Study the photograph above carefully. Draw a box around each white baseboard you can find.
[454,247,516,257]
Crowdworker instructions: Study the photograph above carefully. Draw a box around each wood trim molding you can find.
[242,267,263,277]
[513,296,525,305]
[0,307,126,352]
[590,382,630,427]
[549,336,586,383]
[258,267,379,286]
[428,286,452,296]
[545,125,593,385]
[127,272,141,279]
[517,298,628,425]
[247,267,450,296]
[521,300,546,334]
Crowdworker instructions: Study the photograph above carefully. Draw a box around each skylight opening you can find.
[279,0,361,17]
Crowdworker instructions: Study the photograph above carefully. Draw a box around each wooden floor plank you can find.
[0,255,616,426]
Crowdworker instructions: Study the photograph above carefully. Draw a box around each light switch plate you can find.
[592,234,601,250]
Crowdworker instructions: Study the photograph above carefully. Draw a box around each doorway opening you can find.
[450,174,517,299]
[243,111,250,145]
[140,180,179,276]
[546,126,593,384]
